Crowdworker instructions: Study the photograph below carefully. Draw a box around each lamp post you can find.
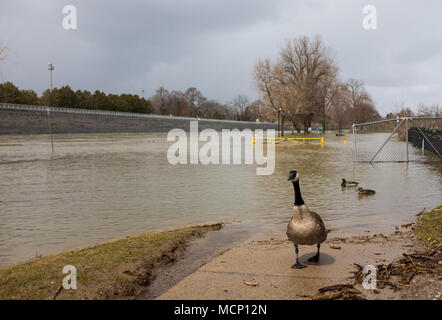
[141,90,144,99]
[48,63,55,92]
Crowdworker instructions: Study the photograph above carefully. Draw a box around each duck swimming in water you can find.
[341,178,359,187]
[357,187,376,195]
[286,170,327,269]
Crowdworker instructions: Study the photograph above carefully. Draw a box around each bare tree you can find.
[231,95,250,120]
[183,87,207,117]
[349,102,381,124]
[329,83,351,135]
[168,90,190,116]
[254,59,282,109]
[254,36,339,135]
[151,86,170,115]
[346,78,373,108]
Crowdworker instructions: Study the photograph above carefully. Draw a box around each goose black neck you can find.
[292,180,304,206]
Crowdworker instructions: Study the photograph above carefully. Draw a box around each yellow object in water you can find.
[344,138,347,145]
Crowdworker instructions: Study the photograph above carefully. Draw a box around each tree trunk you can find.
[303,118,311,135]
[281,115,285,137]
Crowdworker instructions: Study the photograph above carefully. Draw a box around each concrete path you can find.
[158,230,415,300]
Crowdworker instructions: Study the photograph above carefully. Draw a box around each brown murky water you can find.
[0,132,441,267]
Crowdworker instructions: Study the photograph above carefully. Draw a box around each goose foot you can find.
[292,244,306,269]
[308,244,321,263]
[291,263,306,269]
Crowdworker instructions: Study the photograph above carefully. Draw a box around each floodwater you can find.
[0,132,441,267]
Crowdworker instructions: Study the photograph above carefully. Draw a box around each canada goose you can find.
[286,170,327,269]
[341,178,359,187]
[357,187,376,195]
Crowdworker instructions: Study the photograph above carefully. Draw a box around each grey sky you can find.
[1,0,441,115]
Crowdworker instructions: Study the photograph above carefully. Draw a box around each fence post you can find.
[353,124,357,161]
[46,108,54,152]
[406,117,409,162]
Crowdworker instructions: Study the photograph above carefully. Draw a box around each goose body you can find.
[357,187,376,195]
[286,205,327,245]
[286,170,327,269]
[341,179,359,187]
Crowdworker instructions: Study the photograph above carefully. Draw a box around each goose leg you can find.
[308,244,320,263]
[291,244,306,269]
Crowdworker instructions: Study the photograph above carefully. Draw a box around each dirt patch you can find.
[0,222,223,300]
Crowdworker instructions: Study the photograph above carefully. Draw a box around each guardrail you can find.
[252,137,325,145]
[0,103,275,126]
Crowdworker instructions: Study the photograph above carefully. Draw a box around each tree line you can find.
[0,82,154,114]
[149,87,270,121]
[386,103,441,118]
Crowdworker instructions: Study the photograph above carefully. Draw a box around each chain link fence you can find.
[353,117,442,163]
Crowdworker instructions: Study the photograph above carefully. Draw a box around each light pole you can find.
[141,90,144,99]
[48,63,55,92]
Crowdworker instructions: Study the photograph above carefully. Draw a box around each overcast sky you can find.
[1,0,441,115]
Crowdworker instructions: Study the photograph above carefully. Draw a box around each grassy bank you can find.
[0,222,223,300]
[415,205,442,246]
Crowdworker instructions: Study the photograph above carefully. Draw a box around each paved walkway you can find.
[158,230,415,300]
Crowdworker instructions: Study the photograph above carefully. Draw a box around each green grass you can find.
[0,223,223,300]
[415,205,442,246]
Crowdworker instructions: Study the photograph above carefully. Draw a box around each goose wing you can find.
[309,210,327,243]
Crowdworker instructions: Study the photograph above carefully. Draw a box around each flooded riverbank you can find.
[0,132,441,267]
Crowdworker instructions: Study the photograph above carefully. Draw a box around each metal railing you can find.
[352,116,442,163]
[0,103,275,125]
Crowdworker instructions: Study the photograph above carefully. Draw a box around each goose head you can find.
[342,178,346,184]
[287,170,299,182]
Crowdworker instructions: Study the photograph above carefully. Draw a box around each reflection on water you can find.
[0,132,441,267]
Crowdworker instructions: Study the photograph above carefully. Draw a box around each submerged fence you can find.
[352,117,442,163]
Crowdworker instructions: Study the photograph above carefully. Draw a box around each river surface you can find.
[0,132,441,267]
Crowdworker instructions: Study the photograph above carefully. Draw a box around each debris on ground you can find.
[243,280,259,287]
[309,284,365,300]
[351,244,442,290]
